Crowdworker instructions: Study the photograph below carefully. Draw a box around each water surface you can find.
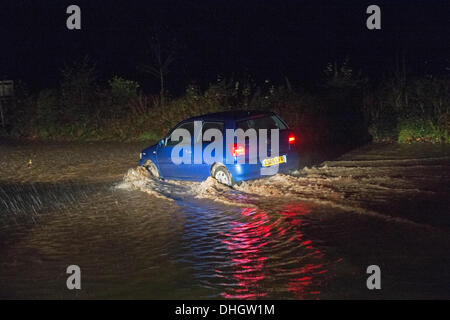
[0,141,449,299]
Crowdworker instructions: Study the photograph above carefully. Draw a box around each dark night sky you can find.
[0,0,449,93]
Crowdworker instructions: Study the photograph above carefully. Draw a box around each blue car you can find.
[139,111,299,186]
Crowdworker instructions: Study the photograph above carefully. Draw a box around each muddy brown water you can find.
[0,141,449,299]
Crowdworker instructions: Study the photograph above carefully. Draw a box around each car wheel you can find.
[213,166,234,187]
[143,160,160,178]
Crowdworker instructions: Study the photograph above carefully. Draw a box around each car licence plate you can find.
[262,155,286,167]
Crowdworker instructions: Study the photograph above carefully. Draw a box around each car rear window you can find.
[237,115,287,131]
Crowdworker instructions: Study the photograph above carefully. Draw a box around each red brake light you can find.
[230,143,245,157]
[288,135,296,144]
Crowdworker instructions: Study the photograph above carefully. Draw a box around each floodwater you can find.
[0,141,449,299]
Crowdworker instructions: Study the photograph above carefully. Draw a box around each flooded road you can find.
[0,141,449,299]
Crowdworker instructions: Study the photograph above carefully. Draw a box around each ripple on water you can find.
[1,143,449,299]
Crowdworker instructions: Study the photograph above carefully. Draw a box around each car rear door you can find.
[191,121,225,179]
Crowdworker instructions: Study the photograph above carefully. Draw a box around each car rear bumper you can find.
[226,151,299,182]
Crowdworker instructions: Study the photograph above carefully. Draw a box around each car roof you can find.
[184,110,275,122]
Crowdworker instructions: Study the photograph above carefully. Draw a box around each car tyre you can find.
[143,160,160,178]
[212,166,234,187]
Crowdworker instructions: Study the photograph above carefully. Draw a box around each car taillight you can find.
[288,135,296,144]
[230,143,245,157]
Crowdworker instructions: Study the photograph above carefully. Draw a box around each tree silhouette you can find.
[140,35,176,106]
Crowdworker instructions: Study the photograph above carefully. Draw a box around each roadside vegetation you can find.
[3,59,449,144]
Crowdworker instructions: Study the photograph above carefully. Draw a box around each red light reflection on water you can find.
[219,203,331,299]
[220,207,269,299]
[281,203,328,299]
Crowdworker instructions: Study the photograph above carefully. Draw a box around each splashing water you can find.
[1,142,450,299]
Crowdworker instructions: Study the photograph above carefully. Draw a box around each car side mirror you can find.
[158,138,165,147]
